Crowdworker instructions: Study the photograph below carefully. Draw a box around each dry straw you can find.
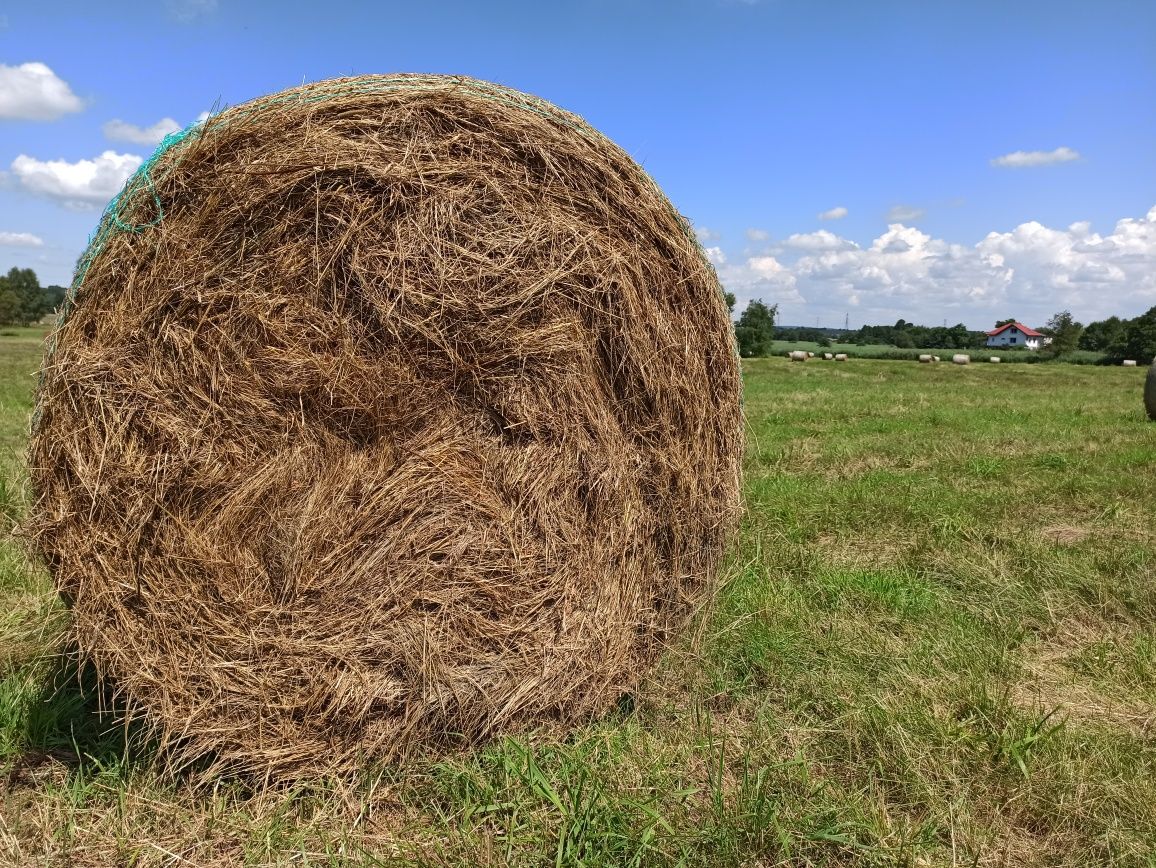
[26,74,743,780]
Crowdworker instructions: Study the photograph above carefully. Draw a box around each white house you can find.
[985,321,1046,350]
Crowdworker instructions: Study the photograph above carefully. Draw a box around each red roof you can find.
[985,321,1043,338]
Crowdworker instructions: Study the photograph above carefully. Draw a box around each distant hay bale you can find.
[25,74,743,780]
[952,354,971,365]
[918,354,932,363]
[989,356,1001,363]
[834,353,848,361]
[933,356,940,362]
[789,350,808,362]
[823,352,834,360]
[1146,361,1156,420]
[807,352,815,358]
[1123,360,1138,367]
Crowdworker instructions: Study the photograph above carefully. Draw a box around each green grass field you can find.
[2,333,1155,866]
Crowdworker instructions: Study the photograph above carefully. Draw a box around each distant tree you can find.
[734,299,777,358]
[0,267,49,325]
[0,274,17,326]
[994,318,1016,328]
[724,291,736,317]
[1041,310,1084,358]
[817,334,832,348]
[893,330,914,348]
[1111,306,1156,363]
[947,323,971,349]
[41,284,68,313]
[1079,316,1125,351]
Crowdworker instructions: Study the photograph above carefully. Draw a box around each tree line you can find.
[0,268,67,326]
[726,296,1156,364]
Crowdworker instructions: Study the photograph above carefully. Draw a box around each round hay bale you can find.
[989,356,1001,363]
[807,352,815,358]
[1146,361,1156,420]
[834,353,848,361]
[26,75,743,779]
[918,354,932,363]
[952,354,971,365]
[823,352,834,360]
[1123,359,1138,367]
[789,350,808,362]
[933,355,940,362]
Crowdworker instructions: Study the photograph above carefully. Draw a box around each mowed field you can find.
[1,329,1155,866]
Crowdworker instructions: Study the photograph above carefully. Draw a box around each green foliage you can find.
[1109,305,1156,363]
[734,299,776,357]
[994,318,1017,327]
[1080,315,1125,351]
[846,319,981,349]
[0,267,62,326]
[723,292,736,316]
[1041,309,1084,358]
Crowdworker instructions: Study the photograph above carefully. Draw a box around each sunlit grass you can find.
[1,342,1154,865]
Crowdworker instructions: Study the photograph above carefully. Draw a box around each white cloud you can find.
[782,229,856,252]
[103,117,182,146]
[886,204,925,222]
[991,146,1081,168]
[745,227,769,242]
[713,205,1156,327]
[818,206,847,221]
[10,150,143,209]
[0,231,43,247]
[703,246,726,266]
[695,226,720,242]
[0,62,83,121]
[195,110,211,123]
[169,0,218,22]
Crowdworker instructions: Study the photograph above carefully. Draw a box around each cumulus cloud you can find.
[0,62,84,120]
[703,246,726,266]
[103,117,182,146]
[10,150,142,209]
[695,226,720,242]
[713,205,1156,327]
[991,146,1081,168]
[782,229,856,252]
[0,231,43,247]
[818,206,847,221]
[886,204,925,222]
[169,0,218,22]
[745,227,769,242]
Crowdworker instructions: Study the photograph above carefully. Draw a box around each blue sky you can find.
[1,0,1153,328]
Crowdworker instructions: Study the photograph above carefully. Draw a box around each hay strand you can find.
[25,74,743,780]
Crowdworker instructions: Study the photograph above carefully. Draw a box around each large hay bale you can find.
[989,356,1001,363]
[1123,359,1138,367]
[1146,360,1156,420]
[789,350,808,362]
[834,353,848,361]
[918,354,932,363]
[26,75,743,779]
[952,354,971,365]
